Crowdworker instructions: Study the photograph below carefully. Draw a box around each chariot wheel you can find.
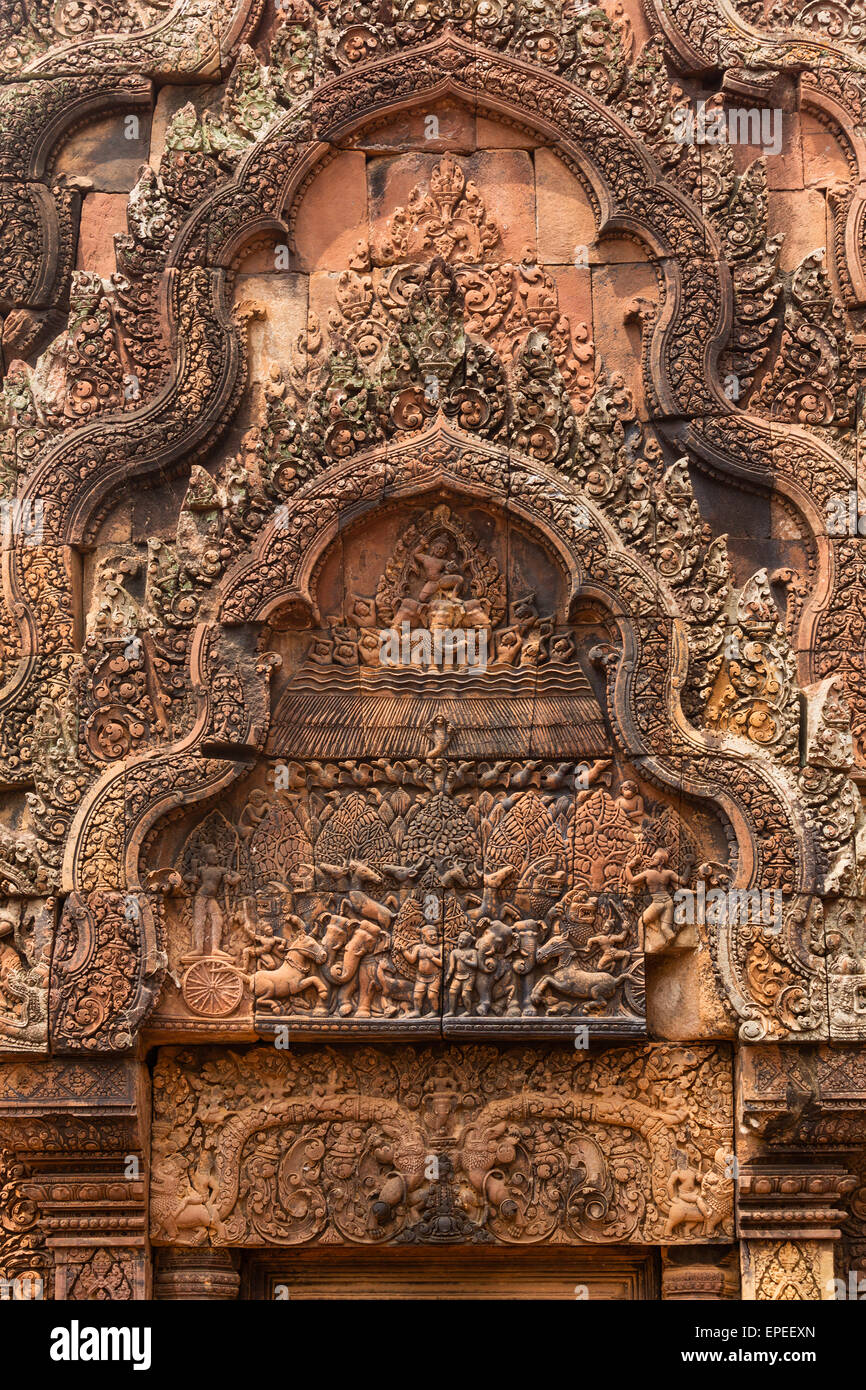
[181,958,244,1018]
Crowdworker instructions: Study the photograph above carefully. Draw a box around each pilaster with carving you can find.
[0,1058,150,1300]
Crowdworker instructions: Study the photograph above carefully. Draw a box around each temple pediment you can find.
[1,0,866,1316]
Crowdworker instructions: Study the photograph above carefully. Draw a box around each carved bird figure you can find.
[507,761,542,789]
[305,761,341,790]
[542,762,574,790]
[477,761,511,787]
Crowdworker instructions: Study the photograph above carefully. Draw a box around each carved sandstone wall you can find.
[0,0,865,1301]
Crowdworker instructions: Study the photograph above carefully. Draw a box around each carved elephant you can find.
[474,919,515,1015]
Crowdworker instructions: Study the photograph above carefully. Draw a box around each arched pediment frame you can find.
[0,30,847,1048]
[4,32,742,783]
[25,28,735,549]
[4,29,856,776]
[61,423,828,1046]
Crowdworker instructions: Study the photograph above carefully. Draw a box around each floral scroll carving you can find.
[151,1042,734,1248]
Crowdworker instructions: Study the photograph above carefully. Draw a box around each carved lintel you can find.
[150,1042,734,1249]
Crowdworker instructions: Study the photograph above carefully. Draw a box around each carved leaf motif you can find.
[486,792,562,873]
[385,787,412,820]
[638,805,695,882]
[401,791,480,867]
[247,801,312,892]
[568,790,635,893]
[444,891,471,951]
[314,791,397,868]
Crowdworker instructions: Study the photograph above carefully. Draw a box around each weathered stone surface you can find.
[151,1042,734,1247]
[293,152,368,274]
[1,0,865,1308]
[54,112,152,194]
[74,192,130,277]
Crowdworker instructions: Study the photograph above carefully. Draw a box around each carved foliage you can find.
[151,1042,734,1247]
[50,891,164,1052]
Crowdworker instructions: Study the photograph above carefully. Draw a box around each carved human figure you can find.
[585,925,631,973]
[663,1154,730,1238]
[614,779,645,825]
[586,900,633,972]
[492,627,522,665]
[519,628,544,666]
[624,848,681,949]
[238,788,270,841]
[241,919,287,973]
[446,930,478,1014]
[531,927,629,1014]
[412,537,464,604]
[403,922,441,1016]
[184,844,242,956]
[663,1162,705,1237]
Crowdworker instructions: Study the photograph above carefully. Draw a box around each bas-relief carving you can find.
[743,1240,829,1301]
[145,496,737,1040]
[150,1043,734,1248]
[0,1145,46,1290]
[152,757,697,1037]
[0,0,255,78]
[0,116,856,1050]
[0,1056,149,1299]
[0,0,864,1300]
[0,899,51,1051]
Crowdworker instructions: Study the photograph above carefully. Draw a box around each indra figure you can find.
[412,537,464,604]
